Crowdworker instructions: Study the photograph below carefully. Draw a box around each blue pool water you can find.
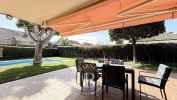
[0,58,62,67]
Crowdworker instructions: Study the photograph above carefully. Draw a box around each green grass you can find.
[1,57,176,84]
[0,57,75,84]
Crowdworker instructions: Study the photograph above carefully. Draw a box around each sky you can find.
[0,15,23,31]
[67,30,110,45]
[0,14,177,45]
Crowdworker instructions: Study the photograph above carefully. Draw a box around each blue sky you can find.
[165,18,177,32]
[0,15,23,31]
[0,14,177,44]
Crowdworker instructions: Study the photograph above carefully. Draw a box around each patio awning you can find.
[0,0,103,24]
[0,0,177,36]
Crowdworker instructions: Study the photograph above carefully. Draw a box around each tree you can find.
[16,19,58,66]
[109,21,165,63]
[59,38,72,46]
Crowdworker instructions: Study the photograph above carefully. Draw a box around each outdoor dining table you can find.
[80,62,135,100]
[96,63,135,100]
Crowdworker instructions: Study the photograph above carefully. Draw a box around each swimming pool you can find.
[0,58,62,67]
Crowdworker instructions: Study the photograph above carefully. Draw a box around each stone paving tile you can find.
[0,67,176,100]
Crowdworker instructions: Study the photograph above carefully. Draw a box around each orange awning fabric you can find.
[47,0,177,36]
[0,0,103,24]
[0,0,177,36]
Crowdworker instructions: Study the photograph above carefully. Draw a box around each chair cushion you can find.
[156,64,168,79]
[138,75,161,88]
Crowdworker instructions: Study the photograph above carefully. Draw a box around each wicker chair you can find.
[80,62,101,96]
[138,64,172,100]
[102,64,128,100]
[75,58,84,82]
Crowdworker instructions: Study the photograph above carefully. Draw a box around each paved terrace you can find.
[0,67,176,100]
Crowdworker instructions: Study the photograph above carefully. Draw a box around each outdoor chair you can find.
[75,58,84,83]
[102,64,128,100]
[138,64,172,100]
[80,62,101,96]
[110,59,124,65]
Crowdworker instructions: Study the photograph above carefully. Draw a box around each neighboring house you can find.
[70,40,94,47]
[82,42,93,47]
[0,28,35,47]
[69,40,81,46]
[11,37,17,46]
[137,32,177,44]
[0,28,94,48]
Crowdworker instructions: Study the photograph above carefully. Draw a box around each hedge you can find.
[57,45,132,60]
[1,47,59,60]
[57,43,177,63]
[1,43,177,64]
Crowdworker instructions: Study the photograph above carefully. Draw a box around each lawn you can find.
[0,57,176,84]
[0,57,75,84]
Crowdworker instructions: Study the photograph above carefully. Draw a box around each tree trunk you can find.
[132,39,136,64]
[33,42,43,67]
[24,25,55,67]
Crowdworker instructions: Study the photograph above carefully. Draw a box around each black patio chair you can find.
[102,64,128,100]
[138,64,172,100]
[80,62,101,96]
[75,58,84,83]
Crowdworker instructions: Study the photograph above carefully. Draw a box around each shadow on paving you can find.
[0,68,75,99]
[63,86,161,100]
[0,67,175,100]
